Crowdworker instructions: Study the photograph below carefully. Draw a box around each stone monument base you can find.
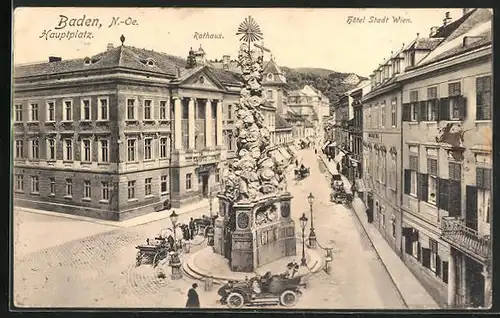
[214,192,296,273]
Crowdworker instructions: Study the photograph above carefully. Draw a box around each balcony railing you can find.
[441,216,491,261]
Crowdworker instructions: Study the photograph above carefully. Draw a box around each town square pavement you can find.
[13,149,406,309]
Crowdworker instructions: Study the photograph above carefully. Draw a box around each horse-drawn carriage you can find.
[294,165,310,180]
[135,235,174,268]
[218,271,304,308]
[192,215,218,237]
[330,174,352,204]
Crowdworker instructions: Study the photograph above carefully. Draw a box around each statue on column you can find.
[222,16,288,203]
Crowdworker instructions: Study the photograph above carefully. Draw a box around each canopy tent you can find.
[278,147,291,160]
[270,149,286,163]
[321,141,331,151]
[334,151,345,164]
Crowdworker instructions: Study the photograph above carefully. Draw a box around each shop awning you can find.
[270,149,286,163]
[321,141,331,151]
[334,151,345,163]
[328,141,337,148]
[355,179,366,192]
[278,147,291,160]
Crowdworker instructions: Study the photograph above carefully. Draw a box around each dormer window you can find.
[84,57,91,66]
[199,76,205,84]
[145,58,155,67]
[267,74,274,81]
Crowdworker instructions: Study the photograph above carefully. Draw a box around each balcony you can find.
[441,216,491,262]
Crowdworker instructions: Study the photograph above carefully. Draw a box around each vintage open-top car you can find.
[294,165,310,180]
[218,272,304,308]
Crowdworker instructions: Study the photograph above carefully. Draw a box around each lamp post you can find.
[299,213,308,266]
[169,210,182,280]
[307,192,317,249]
[207,191,214,246]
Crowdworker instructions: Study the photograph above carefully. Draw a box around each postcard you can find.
[11,7,492,310]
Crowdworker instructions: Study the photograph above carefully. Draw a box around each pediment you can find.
[177,67,226,91]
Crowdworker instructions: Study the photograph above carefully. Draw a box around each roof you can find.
[14,45,242,86]
[410,29,491,70]
[432,9,476,39]
[275,113,292,129]
[263,59,284,75]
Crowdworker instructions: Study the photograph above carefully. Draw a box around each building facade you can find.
[399,9,492,308]
[13,40,242,220]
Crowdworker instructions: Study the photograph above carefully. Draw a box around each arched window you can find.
[199,76,205,84]
[267,73,274,81]
[83,57,91,65]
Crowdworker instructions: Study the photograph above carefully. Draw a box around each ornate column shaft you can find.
[188,98,195,149]
[216,100,223,147]
[173,97,182,150]
[205,99,213,148]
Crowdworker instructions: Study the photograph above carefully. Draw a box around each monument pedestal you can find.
[214,192,296,273]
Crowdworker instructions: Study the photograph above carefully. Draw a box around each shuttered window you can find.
[427,159,437,204]
[429,239,438,273]
[442,261,449,284]
[409,155,418,170]
[438,178,450,211]
[422,248,431,268]
[476,76,492,120]
[410,91,419,121]
[476,167,492,189]
[449,162,462,181]
[427,87,438,121]
[448,82,465,120]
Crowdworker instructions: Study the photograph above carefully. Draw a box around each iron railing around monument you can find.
[441,216,491,262]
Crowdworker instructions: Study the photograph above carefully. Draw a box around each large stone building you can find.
[12,39,242,220]
[362,35,441,255]
[398,9,492,308]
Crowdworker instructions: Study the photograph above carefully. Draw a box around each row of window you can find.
[403,77,491,122]
[364,98,398,129]
[14,137,171,162]
[14,175,171,200]
[364,148,398,190]
[14,98,111,122]
[404,149,491,224]
[405,230,448,284]
[14,97,230,123]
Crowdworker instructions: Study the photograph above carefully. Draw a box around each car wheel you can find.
[280,290,298,307]
[226,292,245,309]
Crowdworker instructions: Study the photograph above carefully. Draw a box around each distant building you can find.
[343,73,361,85]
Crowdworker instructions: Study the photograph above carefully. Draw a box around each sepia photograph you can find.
[11,7,492,310]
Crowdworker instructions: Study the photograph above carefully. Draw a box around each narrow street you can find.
[13,149,404,309]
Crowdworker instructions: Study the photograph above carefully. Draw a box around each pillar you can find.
[216,100,223,147]
[482,263,492,308]
[188,98,195,149]
[173,97,182,150]
[448,249,456,307]
[205,99,213,148]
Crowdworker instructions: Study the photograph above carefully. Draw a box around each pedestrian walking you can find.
[295,159,299,167]
[189,217,195,240]
[185,283,200,308]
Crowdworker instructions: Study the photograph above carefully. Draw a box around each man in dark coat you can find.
[186,283,200,308]
[189,217,195,240]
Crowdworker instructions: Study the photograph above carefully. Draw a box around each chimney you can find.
[443,11,452,26]
[222,55,230,71]
[429,26,439,37]
[48,56,62,63]
[107,43,114,51]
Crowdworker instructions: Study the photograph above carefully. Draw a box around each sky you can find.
[13,7,467,77]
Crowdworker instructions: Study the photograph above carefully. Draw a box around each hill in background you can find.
[281,66,368,104]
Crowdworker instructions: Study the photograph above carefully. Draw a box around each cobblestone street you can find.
[13,149,406,309]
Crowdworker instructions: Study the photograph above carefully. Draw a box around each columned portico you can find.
[188,98,195,149]
[205,99,213,148]
[173,97,182,150]
[216,100,223,147]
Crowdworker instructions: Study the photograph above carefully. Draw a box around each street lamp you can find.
[307,192,317,249]
[207,191,214,246]
[299,213,308,266]
[168,210,182,280]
